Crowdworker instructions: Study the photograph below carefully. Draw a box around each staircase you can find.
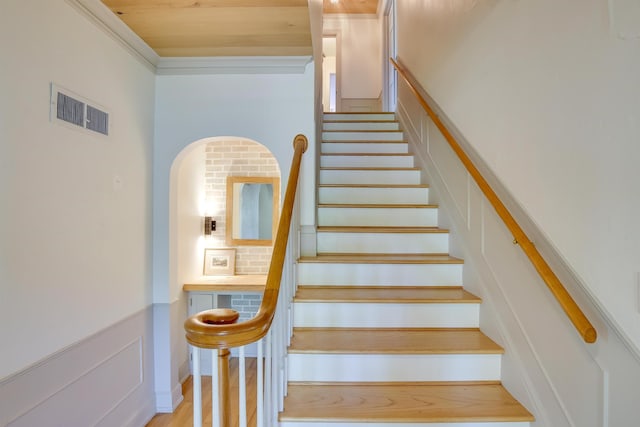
[279,112,534,426]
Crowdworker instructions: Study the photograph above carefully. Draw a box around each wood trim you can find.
[391,58,597,344]
[185,134,308,349]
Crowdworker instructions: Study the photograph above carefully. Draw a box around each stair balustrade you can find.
[184,134,308,427]
[391,58,597,344]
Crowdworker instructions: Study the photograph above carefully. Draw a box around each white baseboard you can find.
[154,382,185,413]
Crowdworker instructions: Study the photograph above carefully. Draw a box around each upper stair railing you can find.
[184,134,308,426]
[391,58,597,344]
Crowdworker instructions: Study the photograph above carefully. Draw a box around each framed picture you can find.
[203,248,236,276]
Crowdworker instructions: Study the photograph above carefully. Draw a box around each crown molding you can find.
[66,0,313,75]
[65,0,159,71]
[156,56,313,75]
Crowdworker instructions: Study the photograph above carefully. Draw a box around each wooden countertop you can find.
[183,275,266,292]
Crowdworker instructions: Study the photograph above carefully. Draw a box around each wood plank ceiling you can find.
[100,0,378,57]
[323,0,378,15]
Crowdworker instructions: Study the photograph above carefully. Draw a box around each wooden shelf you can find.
[183,275,266,292]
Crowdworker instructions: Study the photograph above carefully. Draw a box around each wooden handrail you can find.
[391,58,597,344]
[185,134,308,349]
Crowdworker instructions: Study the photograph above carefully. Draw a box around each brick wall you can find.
[204,138,280,276]
[231,294,263,322]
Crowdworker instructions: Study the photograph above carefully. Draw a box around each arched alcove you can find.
[167,136,282,385]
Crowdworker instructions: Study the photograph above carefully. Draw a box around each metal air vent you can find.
[51,84,110,136]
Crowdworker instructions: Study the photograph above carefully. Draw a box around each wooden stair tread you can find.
[280,383,534,423]
[322,139,407,144]
[319,183,429,188]
[317,226,448,233]
[320,166,420,171]
[319,203,437,208]
[289,328,503,354]
[323,129,403,133]
[299,254,463,264]
[323,120,398,124]
[321,152,413,156]
[324,112,395,114]
[294,286,481,303]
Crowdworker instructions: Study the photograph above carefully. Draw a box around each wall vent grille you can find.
[51,84,110,136]
[86,105,109,135]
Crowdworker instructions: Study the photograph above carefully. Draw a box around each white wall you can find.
[154,67,315,302]
[0,1,155,425]
[0,0,155,380]
[324,16,382,99]
[398,80,640,426]
[174,143,206,382]
[322,36,337,110]
[174,144,206,291]
[397,0,640,354]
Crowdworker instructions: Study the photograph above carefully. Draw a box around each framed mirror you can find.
[226,176,280,246]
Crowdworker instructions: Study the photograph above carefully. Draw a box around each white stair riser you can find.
[319,186,429,204]
[298,263,462,286]
[324,113,396,121]
[324,121,401,131]
[322,142,409,154]
[323,131,404,141]
[292,302,479,328]
[288,354,501,382]
[318,207,438,227]
[320,169,421,185]
[317,232,449,254]
[282,422,531,427]
[321,155,414,168]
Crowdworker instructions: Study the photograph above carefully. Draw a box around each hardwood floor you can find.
[146,358,258,427]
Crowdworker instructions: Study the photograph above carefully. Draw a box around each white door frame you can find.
[323,31,342,112]
[382,0,397,112]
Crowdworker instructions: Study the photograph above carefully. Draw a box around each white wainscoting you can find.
[0,307,156,427]
[396,78,640,427]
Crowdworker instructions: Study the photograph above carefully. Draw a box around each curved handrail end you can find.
[293,134,308,153]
